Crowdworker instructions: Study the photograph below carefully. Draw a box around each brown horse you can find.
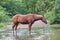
[12,14,47,35]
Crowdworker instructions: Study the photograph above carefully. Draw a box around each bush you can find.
[0,6,11,22]
[45,10,56,24]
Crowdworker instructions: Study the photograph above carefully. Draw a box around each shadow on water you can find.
[0,27,60,40]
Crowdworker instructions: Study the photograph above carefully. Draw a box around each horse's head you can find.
[41,16,47,24]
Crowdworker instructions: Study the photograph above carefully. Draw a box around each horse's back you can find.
[12,14,34,23]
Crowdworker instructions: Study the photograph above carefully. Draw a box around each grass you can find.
[0,23,6,28]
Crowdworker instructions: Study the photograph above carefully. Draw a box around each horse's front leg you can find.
[28,23,32,36]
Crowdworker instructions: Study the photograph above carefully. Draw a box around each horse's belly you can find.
[18,19,28,24]
[19,22,28,24]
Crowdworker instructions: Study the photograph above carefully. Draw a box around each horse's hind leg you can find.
[28,23,32,36]
[12,23,16,35]
[15,23,19,35]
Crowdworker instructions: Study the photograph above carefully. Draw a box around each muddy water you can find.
[0,27,60,40]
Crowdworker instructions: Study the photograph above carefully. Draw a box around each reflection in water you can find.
[0,27,60,40]
[13,34,19,40]
[12,33,33,40]
[12,28,33,40]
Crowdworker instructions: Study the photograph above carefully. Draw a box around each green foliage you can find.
[0,0,60,24]
[0,0,55,15]
[54,0,60,24]
[0,23,5,28]
[0,6,11,22]
[45,10,56,24]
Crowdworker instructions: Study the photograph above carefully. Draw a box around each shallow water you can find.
[0,27,60,40]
